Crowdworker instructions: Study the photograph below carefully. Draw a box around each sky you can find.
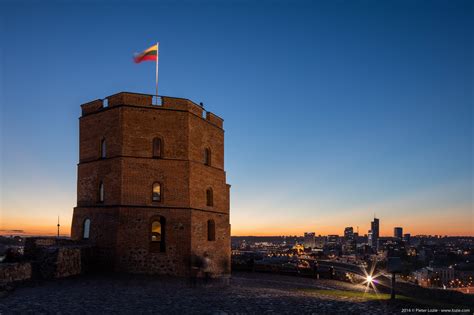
[0,0,472,237]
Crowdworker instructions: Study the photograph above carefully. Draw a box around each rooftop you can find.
[80,92,224,128]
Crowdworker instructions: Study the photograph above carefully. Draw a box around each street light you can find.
[366,275,374,284]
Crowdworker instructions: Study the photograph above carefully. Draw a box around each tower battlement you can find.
[81,92,223,128]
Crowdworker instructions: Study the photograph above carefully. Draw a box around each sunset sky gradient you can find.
[1,0,472,237]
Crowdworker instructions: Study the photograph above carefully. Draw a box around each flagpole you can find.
[155,42,159,103]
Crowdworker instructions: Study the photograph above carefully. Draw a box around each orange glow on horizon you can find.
[1,200,472,237]
[1,216,72,237]
[1,222,472,238]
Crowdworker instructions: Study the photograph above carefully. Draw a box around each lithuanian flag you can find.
[134,44,158,63]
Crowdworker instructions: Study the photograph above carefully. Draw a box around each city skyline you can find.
[1,1,472,237]
[0,214,469,238]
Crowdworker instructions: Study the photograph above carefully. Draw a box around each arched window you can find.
[204,148,211,166]
[100,138,106,158]
[83,219,91,239]
[153,137,162,158]
[206,188,213,207]
[207,219,216,241]
[152,182,161,202]
[99,181,104,203]
[150,216,166,252]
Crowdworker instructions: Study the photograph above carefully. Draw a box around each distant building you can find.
[304,232,316,249]
[414,266,455,287]
[344,227,354,240]
[353,232,360,247]
[327,235,339,244]
[343,227,356,254]
[315,236,325,248]
[369,217,380,251]
[403,233,411,244]
[394,227,403,240]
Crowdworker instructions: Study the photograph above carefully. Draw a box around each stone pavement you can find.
[0,272,433,314]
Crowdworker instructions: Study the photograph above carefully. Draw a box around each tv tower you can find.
[57,216,60,238]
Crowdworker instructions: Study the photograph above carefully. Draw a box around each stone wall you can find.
[24,238,87,279]
[35,247,82,279]
[0,263,32,284]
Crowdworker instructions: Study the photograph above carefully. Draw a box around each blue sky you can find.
[1,0,472,236]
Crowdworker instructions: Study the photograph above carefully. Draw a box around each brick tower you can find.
[71,92,231,276]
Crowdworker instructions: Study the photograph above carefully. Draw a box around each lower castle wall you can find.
[71,206,230,277]
[0,263,32,284]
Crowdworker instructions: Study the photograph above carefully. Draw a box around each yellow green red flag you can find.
[134,44,158,63]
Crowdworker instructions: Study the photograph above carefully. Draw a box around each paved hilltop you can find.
[0,272,470,314]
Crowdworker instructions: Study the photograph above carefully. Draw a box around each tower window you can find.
[207,219,216,241]
[152,182,161,202]
[204,148,211,166]
[100,138,106,158]
[150,216,166,252]
[83,219,91,239]
[153,137,162,158]
[99,181,104,203]
[206,188,213,207]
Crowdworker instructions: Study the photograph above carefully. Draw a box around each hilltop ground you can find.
[0,272,471,314]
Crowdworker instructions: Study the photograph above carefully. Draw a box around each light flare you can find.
[360,259,383,297]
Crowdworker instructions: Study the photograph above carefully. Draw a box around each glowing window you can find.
[151,221,162,242]
[152,183,161,202]
[150,216,166,252]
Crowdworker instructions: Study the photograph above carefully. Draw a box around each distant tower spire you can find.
[57,216,60,238]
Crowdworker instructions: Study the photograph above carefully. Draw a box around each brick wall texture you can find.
[71,92,231,276]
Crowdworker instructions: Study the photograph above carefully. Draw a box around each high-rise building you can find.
[304,232,316,249]
[403,233,411,244]
[394,227,403,239]
[344,227,354,240]
[71,92,231,276]
[369,217,379,250]
[327,235,339,244]
[343,227,356,254]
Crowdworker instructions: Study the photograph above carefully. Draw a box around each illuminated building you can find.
[304,232,316,249]
[369,217,379,251]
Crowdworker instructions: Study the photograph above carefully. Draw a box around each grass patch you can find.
[299,289,465,309]
[301,289,409,301]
